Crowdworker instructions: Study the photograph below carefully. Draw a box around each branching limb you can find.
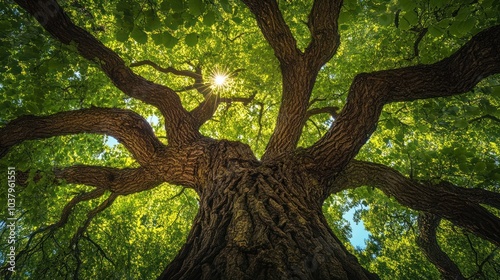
[469,114,500,124]
[305,0,343,69]
[130,59,255,127]
[242,0,343,161]
[308,25,500,174]
[70,192,119,246]
[14,0,200,145]
[417,213,466,280]
[17,165,161,195]
[130,60,201,80]
[0,108,163,165]
[331,160,500,246]
[7,187,105,275]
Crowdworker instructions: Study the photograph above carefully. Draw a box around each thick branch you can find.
[14,0,200,145]
[0,108,163,165]
[241,0,299,64]
[332,160,500,246]
[308,25,500,173]
[417,213,466,280]
[54,165,161,195]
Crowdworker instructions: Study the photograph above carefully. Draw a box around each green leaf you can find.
[428,25,444,37]
[131,27,148,44]
[474,161,487,173]
[403,11,418,26]
[145,10,162,31]
[170,0,185,12]
[185,33,198,46]
[26,103,39,114]
[203,10,216,26]
[220,0,232,13]
[189,0,205,17]
[399,0,416,10]
[379,14,392,26]
[115,29,130,42]
[152,32,178,48]
[453,119,468,129]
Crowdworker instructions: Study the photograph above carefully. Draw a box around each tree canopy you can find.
[1,0,500,279]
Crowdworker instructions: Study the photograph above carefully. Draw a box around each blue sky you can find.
[344,207,370,249]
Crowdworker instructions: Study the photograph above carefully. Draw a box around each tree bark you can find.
[159,143,378,279]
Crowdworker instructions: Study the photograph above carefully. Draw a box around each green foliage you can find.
[1,0,499,278]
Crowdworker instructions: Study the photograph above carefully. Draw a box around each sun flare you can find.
[210,67,231,89]
[214,74,228,86]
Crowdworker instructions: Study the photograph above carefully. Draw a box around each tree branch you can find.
[14,0,200,145]
[70,192,119,246]
[417,213,466,280]
[241,0,300,64]
[190,92,258,128]
[308,24,500,174]
[305,0,342,69]
[54,165,161,195]
[306,106,340,119]
[332,160,500,247]
[130,60,202,80]
[7,187,106,275]
[0,108,163,165]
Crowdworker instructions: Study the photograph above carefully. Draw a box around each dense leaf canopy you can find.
[1,0,499,279]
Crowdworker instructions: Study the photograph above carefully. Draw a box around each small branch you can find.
[306,106,339,119]
[130,60,201,80]
[190,92,258,128]
[417,213,466,280]
[9,187,106,273]
[83,234,115,266]
[469,114,500,124]
[413,27,428,59]
[70,193,119,246]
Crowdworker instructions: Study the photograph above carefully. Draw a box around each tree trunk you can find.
[159,142,377,280]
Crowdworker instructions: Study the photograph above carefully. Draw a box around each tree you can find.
[1,0,499,279]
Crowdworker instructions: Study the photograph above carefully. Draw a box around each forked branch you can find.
[0,108,163,165]
[306,0,343,69]
[243,0,343,161]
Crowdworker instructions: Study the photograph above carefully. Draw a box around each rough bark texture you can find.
[3,0,500,279]
[159,142,377,280]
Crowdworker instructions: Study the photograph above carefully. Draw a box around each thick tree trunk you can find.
[159,142,377,280]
